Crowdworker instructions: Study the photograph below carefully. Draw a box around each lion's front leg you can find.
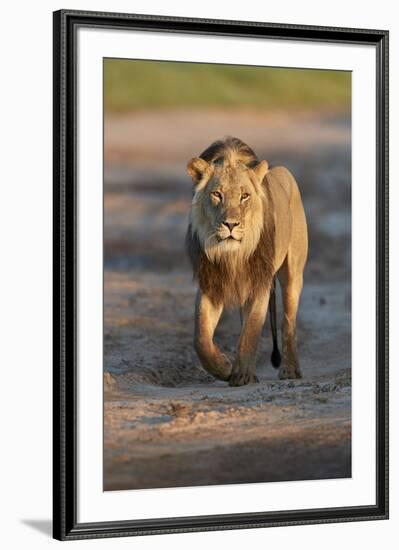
[229,290,270,387]
[194,291,232,381]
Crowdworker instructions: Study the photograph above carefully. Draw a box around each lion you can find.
[185,136,308,386]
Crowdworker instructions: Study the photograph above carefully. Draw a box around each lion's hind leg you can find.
[277,258,304,380]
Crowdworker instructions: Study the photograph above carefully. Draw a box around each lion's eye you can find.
[241,193,250,201]
[211,191,222,201]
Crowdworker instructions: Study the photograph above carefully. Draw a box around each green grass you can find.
[104,59,351,113]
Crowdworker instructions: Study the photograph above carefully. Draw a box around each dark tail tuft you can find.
[271,347,282,368]
[269,278,281,369]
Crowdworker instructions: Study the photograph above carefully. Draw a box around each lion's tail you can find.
[269,278,281,368]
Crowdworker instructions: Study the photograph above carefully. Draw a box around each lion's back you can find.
[264,165,307,269]
[265,166,298,202]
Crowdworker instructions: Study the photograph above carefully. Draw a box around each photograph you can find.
[0,0,394,547]
[103,59,352,491]
[52,8,389,541]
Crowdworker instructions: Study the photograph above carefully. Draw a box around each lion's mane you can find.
[186,137,275,307]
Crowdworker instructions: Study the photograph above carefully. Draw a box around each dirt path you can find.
[104,110,351,491]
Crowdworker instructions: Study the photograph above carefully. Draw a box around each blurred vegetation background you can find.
[104,59,351,113]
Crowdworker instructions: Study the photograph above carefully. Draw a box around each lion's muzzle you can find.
[216,219,243,242]
[222,221,240,232]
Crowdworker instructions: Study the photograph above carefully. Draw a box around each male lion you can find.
[186,136,308,386]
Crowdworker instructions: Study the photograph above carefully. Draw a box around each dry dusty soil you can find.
[104,110,351,491]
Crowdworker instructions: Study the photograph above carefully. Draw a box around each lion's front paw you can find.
[203,353,233,381]
[278,365,302,380]
[217,354,233,381]
[229,370,259,387]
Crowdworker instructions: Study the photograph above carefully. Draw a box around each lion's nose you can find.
[222,221,240,232]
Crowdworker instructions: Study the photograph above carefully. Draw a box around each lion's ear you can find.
[187,157,209,185]
[253,160,269,182]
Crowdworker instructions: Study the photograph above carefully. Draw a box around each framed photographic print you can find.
[53,9,389,540]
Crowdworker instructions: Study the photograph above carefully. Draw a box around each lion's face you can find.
[188,157,269,263]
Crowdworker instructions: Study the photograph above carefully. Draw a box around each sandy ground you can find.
[103,110,351,491]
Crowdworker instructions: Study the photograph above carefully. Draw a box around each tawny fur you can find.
[186,136,308,386]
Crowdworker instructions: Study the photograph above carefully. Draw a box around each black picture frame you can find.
[53,9,389,541]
